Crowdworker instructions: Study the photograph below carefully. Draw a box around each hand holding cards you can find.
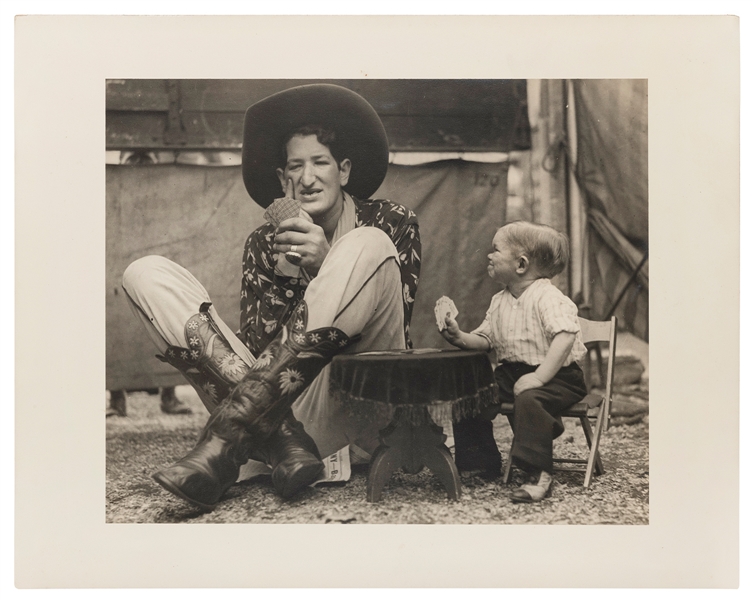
[434,296,458,331]
[263,195,305,228]
[264,187,313,267]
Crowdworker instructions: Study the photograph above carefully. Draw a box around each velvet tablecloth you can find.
[330,348,498,425]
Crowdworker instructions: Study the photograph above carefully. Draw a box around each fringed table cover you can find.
[330,348,499,426]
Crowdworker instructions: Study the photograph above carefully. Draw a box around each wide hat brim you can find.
[242,84,389,208]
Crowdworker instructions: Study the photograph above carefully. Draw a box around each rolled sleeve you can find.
[538,290,581,339]
[471,318,494,350]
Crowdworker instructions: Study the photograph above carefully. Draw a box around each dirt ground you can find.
[106,356,649,525]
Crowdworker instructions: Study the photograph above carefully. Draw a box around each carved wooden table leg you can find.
[366,407,462,502]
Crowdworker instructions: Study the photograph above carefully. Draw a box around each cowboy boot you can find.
[266,413,324,499]
[153,301,358,510]
[155,302,326,496]
[156,302,251,415]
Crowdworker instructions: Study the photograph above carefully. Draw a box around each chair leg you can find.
[580,416,604,477]
[580,415,593,447]
[583,405,606,487]
[502,439,513,484]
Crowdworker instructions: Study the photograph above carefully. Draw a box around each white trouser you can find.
[122,227,406,464]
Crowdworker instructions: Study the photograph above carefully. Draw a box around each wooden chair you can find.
[501,316,618,487]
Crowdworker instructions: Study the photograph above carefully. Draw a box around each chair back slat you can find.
[578,316,618,431]
[578,317,612,344]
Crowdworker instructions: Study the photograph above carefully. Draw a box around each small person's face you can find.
[487,231,523,285]
[276,134,351,219]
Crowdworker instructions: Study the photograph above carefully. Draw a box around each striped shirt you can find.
[472,278,587,367]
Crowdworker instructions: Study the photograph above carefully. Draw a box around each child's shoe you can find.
[511,470,553,503]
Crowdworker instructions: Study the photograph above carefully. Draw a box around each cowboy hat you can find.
[242,83,389,208]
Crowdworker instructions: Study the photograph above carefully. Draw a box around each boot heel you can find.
[272,459,324,499]
[268,413,325,498]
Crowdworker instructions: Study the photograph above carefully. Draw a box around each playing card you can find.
[263,196,302,227]
[434,296,458,331]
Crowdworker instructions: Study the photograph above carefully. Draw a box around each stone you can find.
[613,354,645,386]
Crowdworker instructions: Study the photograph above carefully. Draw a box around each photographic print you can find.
[104,78,649,525]
[15,15,738,588]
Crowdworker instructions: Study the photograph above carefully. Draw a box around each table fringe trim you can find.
[331,384,499,426]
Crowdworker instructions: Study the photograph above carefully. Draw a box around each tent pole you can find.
[528,79,569,294]
[565,79,588,308]
[563,79,573,300]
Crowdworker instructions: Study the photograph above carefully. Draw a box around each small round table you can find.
[330,348,498,502]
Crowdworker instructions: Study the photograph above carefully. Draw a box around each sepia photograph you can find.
[14,14,739,589]
[105,78,649,524]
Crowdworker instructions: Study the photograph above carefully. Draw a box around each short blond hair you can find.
[497,221,570,278]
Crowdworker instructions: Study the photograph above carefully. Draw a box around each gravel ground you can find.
[106,379,649,525]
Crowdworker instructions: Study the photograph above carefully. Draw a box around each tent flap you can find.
[573,80,648,340]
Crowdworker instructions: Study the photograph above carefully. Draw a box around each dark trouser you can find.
[452,414,502,474]
[492,362,587,474]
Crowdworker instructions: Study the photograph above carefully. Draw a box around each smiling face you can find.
[487,230,524,286]
[276,134,351,221]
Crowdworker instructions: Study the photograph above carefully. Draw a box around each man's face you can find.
[276,134,351,219]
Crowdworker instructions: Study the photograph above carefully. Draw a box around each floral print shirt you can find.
[240,197,421,358]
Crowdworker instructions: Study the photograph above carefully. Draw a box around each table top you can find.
[331,348,497,407]
[334,347,485,362]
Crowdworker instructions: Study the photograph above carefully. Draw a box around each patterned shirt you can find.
[240,197,421,357]
[472,278,587,367]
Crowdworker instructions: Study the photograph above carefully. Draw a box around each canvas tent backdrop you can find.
[570,79,648,342]
[105,79,527,390]
[105,159,509,389]
[105,79,647,390]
